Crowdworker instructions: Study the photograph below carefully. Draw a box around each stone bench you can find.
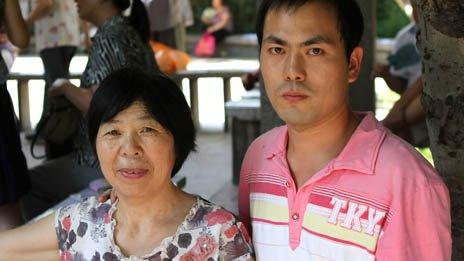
[225,89,261,184]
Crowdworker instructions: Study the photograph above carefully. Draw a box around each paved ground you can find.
[22,132,239,215]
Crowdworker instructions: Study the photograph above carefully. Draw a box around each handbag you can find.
[30,96,82,159]
[194,32,216,57]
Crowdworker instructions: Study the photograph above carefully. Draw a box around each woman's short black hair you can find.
[256,0,364,61]
[87,68,196,176]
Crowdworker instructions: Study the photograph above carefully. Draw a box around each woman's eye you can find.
[308,48,323,55]
[268,47,284,55]
[105,130,120,136]
[141,127,155,133]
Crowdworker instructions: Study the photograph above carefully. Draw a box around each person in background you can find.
[144,0,193,51]
[173,0,194,52]
[373,6,428,147]
[0,26,16,70]
[21,0,160,221]
[0,0,30,231]
[0,68,254,260]
[145,0,177,48]
[25,0,80,158]
[203,0,233,44]
[239,0,451,260]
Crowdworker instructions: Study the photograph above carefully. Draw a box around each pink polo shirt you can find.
[239,113,451,260]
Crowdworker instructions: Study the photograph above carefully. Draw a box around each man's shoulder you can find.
[375,130,443,185]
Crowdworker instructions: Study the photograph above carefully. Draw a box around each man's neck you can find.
[286,108,359,188]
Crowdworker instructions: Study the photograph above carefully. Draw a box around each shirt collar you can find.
[95,15,127,38]
[264,112,387,175]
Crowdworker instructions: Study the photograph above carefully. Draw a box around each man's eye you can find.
[308,48,323,55]
[268,47,284,55]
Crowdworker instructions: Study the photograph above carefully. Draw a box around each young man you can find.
[239,0,451,260]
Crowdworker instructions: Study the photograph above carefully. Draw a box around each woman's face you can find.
[96,101,176,199]
[212,0,222,9]
[74,0,100,21]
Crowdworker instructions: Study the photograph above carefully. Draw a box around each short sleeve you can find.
[219,220,254,260]
[375,183,451,260]
[54,204,80,252]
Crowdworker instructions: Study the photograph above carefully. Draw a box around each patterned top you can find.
[75,15,159,167]
[211,7,233,32]
[55,197,254,261]
[33,0,80,52]
[388,23,422,88]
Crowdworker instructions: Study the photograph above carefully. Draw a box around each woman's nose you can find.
[120,135,143,158]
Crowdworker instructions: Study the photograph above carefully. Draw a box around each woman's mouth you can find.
[117,168,149,179]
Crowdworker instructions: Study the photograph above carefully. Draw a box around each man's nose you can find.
[284,52,306,82]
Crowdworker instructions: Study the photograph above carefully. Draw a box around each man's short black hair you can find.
[87,68,196,176]
[256,0,364,60]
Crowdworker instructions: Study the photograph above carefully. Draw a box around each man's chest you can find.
[246,173,391,260]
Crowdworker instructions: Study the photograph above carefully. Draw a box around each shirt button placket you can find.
[285,181,291,188]
[292,213,299,221]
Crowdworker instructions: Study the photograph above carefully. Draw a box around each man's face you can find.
[260,2,362,129]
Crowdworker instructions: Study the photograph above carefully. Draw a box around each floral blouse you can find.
[55,197,254,261]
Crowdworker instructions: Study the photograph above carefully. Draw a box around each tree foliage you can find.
[376,0,410,38]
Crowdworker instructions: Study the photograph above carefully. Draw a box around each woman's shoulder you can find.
[187,197,239,227]
[181,197,254,260]
[55,197,114,227]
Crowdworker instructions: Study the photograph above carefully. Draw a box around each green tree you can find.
[376,0,410,38]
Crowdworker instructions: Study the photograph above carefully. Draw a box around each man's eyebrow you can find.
[263,35,288,46]
[301,35,334,46]
[263,35,334,46]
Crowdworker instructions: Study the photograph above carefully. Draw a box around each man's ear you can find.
[348,46,363,84]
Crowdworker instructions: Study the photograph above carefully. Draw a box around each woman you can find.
[203,0,233,44]
[0,0,30,231]
[0,68,254,260]
[21,0,160,220]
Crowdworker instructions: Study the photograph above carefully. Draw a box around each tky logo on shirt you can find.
[327,196,386,236]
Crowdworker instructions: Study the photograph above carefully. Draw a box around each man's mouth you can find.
[282,91,309,102]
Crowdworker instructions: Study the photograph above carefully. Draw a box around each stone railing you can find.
[8,68,255,132]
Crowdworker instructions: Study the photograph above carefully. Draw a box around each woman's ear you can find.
[348,46,363,84]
